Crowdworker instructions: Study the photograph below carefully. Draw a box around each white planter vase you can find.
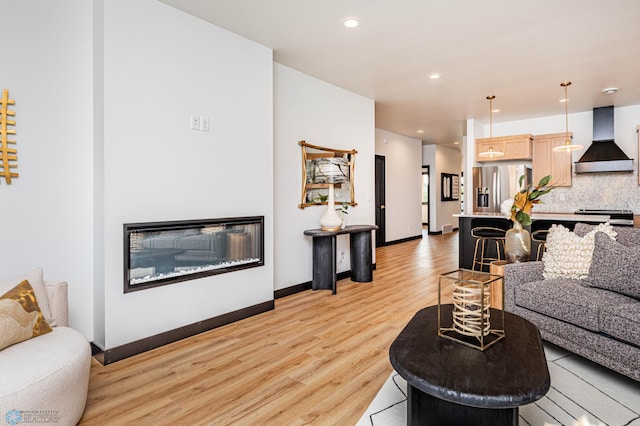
[320,184,343,231]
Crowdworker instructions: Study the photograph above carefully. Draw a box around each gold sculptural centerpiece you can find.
[438,269,504,351]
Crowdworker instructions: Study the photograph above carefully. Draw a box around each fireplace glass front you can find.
[124,216,264,292]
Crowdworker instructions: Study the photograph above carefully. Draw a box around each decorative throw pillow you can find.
[586,232,640,299]
[0,268,55,326]
[542,223,617,280]
[0,280,52,351]
[574,222,640,247]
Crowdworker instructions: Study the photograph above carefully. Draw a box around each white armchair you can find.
[0,273,91,425]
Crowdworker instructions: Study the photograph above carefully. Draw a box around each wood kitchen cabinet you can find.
[532,132,572,187]
[475,134,533,162]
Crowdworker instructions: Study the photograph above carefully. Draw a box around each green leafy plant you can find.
[509,174,554,226]
[336,204,349,215]
[313,193,329,203]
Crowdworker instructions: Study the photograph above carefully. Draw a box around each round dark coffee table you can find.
[390,304,550,426]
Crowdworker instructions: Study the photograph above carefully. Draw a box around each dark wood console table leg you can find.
[408,385,518,426]
[350,230,373,282]
[311,235,337,294]
[304,225,377,294]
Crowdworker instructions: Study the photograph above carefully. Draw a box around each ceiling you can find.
[159,0,640,147]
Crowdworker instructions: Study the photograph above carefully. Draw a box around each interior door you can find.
[422,166,429,227]
[375,155,386,247]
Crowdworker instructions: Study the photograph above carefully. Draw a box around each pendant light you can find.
[478,95,504,158]
[553,81,583,152]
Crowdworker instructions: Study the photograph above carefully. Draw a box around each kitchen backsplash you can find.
[534,171,640,214]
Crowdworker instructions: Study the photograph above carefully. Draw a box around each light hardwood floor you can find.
[80,230,459,425]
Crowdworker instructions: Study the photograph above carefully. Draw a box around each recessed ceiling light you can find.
[417,130,424,134]
[559,98,569,103]
[453,141,460,145]
[428,73,441,79]
[492,109,500,113]
[342,17,360,28]
[602,87,619,94]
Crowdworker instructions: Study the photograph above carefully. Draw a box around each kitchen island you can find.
[455,212,610,270]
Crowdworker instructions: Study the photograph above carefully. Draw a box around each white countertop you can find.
[454,212,611,222]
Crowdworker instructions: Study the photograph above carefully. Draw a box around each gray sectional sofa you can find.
[504,223,640,382]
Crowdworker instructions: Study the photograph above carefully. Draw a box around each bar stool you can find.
[531,229,549,260]
[531,230,549,261]
[531,220,554,261]
[471,224,507,272]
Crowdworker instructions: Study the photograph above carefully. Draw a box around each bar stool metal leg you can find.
[471,226,507,272]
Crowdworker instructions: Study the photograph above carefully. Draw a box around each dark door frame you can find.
[422,165,430,230]
[375,155,386,247]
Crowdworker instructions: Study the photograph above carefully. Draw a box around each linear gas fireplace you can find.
[124,216,264,293]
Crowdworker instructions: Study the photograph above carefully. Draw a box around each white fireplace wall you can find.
[98,0,274,349]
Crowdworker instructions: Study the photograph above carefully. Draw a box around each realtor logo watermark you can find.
[5,410,60,425]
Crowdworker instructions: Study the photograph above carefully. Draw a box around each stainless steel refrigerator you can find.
[472,165,532,213]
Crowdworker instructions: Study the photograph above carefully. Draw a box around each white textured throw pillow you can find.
[542,223,617,280]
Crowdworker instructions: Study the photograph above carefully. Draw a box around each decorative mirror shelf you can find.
[298,140,357,209]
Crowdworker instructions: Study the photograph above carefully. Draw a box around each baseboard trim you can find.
[383,234,423,246]
[428,227,459,235]
[273,265,377,299]
[274,282,312,299]
[92,300,275,365]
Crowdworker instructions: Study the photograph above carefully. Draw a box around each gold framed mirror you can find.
[298,140,357,209]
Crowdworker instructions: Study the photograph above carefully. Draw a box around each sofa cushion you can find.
[600,303,640,347]
[0,280,52,351]
[586,232,640,299]
[0,268,55,326]
[542,223,617,280]
[514,278,636,332]
[574,222,640,247]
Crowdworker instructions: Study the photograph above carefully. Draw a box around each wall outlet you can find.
[190,115,201,130]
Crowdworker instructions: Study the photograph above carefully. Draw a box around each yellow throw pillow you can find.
[0,280,52,350]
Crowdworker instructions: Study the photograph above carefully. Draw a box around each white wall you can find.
[1,0,374,347]
[463,119,485,214]
[0,1,95,338]
[423,145,462,233]
[471,105,640,213]
[98,0,274,348]
[273,64,375,290]
[374,129,422,242]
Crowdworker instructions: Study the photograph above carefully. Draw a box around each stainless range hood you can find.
[574,106,634,173]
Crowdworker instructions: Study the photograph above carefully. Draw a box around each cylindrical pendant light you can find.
[478,95,504,158]
[553,82,583,153]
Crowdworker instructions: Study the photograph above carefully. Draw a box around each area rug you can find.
[357,344,640,426]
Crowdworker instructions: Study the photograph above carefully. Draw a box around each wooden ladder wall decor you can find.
[0,89,17,184]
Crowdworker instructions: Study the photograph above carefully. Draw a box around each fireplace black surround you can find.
[124,216,264,293]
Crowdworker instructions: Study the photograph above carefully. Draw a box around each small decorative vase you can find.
[320,184,343,231]
[505,221,531,263]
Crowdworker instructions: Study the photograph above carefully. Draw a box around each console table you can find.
[303,225,378,294]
